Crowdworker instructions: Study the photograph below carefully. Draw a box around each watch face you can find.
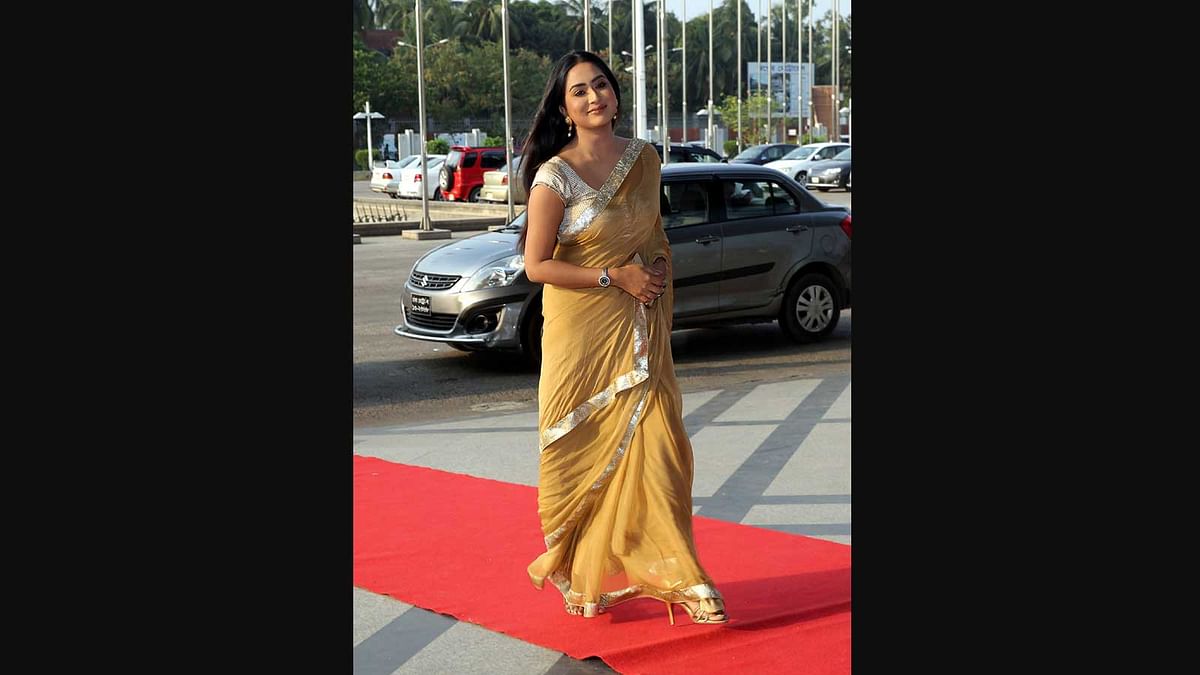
[599,276,610,287]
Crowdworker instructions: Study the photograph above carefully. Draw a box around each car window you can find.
[832,148,851,161]
[481,152,505,169]
[782,145,818,160]
[459,152,477,169]
[766,146,786,160]
[661,181,710,229]
[722,179,798,220]
[668,149,693,163]
[692,150,721,163]
[734,145,767,160]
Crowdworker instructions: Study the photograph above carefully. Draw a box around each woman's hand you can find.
[611,264,666,305]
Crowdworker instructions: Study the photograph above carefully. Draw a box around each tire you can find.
[467,186,481,203]
[433,188,442,201]
[794,170,807,184]
[841,171,850,192]
[779,272,841,343]
[520,296,544,369]
[439,166,454,191]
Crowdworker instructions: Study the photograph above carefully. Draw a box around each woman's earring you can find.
[566,117,574,138]
[613,104,619,122]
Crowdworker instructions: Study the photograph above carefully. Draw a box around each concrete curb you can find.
[353,217,508,237]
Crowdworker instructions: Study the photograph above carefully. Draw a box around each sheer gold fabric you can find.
[527,141,719,617]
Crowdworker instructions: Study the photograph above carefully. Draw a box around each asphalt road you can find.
[354,232,851,428]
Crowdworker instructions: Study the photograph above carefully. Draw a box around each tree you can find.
[716,92,778,146]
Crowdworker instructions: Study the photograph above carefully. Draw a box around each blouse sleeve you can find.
[531,159,571,206]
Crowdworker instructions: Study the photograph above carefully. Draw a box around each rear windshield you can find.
[446,150,463,168]
[734,145,767,160]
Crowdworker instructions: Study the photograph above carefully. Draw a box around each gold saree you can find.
[527,139,720,618]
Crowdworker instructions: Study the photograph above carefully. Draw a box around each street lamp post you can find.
[708,0,714,150]
[737,0,742,153]
[623,44,653,140]
[397,28,450,233]
[681,0,687,142]
[353,101,385,170]
[502,0,515,223]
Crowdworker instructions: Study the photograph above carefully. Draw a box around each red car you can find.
[437,146,508,202]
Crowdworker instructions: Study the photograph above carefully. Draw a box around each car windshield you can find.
[734,145,767,160]
[781,145,818,160]
[446,150,463,168]
[499,156,521,172]
[498,211,527,232]
[832,148,851,161]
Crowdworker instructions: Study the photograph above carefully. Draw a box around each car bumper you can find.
[393,281,535,350]
[478,186,507,202]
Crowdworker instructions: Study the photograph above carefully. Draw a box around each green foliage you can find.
[355,149,373,170]
[723,140,738,157]
[716,93,778,147]
[427,138,450,154]
[484,135,505,147]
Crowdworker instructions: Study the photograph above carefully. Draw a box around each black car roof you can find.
[661,163,790,178]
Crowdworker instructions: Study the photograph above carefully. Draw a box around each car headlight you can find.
[463,254,525,291]
[821,167,843,177]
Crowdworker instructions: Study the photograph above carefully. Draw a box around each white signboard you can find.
[746,62,814,119]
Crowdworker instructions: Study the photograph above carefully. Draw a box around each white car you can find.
[370,156,421,198]
[763,142,851,183]
[397,155,447,200]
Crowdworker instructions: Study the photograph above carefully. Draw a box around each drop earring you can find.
[566,117,574,138]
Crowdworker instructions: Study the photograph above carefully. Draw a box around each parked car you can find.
[651,143,727,164]
[804,148,851,192]
[370,157,420,197]
[397,155,447,199]
[763,142,850,183]
[395,163,851,366]
[728,143,800,165]
[478,156,525,204]
[438,146,509,202]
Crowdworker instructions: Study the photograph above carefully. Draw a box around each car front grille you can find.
[408,270,461,291]
[406,311,458,331]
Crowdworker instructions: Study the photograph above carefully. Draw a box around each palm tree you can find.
[457,0,523,43]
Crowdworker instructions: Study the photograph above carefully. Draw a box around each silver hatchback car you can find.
[395,163,851,365]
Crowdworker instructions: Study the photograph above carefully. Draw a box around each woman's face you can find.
[559,61,617,133]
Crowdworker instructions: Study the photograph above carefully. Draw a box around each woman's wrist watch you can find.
[598,267,611,288]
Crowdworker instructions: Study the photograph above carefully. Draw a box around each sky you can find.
[652,0,848,24]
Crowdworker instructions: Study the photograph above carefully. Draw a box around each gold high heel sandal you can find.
[663,598,728,625]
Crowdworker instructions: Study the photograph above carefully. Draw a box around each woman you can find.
[519,50,727,625]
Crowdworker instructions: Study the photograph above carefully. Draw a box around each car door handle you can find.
[695,235,720,245]
[785,225,809,233]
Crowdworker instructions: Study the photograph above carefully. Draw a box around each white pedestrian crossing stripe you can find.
[713,379,821,423]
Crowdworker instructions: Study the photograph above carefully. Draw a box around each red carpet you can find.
[354,455,850,674]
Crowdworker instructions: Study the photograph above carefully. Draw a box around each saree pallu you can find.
[527,140,720,617]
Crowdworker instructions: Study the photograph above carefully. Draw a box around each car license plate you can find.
[410,294,431,316]
[810,177,822,183]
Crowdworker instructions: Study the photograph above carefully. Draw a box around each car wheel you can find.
[439,166,453,191]
[795,171,807,183]
[433,188,442,201]
[780,272,840,343]
[520,295,543,369]
[841,171,850,192]
[467,186,482,203]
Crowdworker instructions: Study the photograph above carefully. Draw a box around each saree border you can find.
[557,138,647,244]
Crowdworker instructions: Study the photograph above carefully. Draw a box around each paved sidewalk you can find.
[354,375,851,674]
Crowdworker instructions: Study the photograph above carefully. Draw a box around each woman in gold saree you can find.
[518,51,727,625]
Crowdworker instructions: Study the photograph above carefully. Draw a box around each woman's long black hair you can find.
[517,50,622,254]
